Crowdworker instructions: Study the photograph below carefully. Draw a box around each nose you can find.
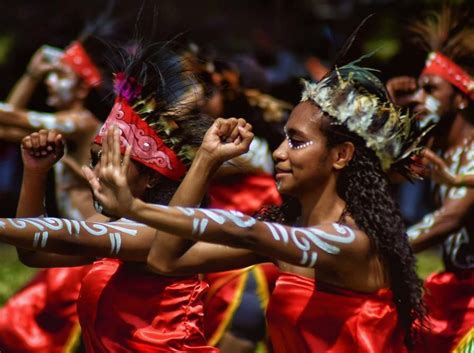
[409,87,426,108]
[273,139,289,162]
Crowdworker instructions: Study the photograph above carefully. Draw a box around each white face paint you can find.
[5,218,144,256]
[45,71,78,107]
[419,95,441,129]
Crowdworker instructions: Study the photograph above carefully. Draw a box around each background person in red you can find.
[386,5,474,352]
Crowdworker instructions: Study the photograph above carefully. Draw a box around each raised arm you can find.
[408,148,474,252]
[6,47,54,108]
[85,126,368,272]
[147,118,269,275]
[12,130,156,267]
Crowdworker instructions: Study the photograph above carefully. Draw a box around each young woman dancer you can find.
[83,63,427,352]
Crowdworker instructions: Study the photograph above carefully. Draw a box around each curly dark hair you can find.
[257,113,425,349]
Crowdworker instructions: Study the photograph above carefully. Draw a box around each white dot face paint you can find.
[5,218,144,255]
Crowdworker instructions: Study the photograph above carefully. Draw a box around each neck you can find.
[435,113,474,150]
[299,175,346,227]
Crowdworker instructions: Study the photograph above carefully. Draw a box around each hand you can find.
[198,117,254,165]
[21,129,64,174]
[421,149,457,186]
[82,125,134,217]
[386,76,417,107]
[26,47,55,80]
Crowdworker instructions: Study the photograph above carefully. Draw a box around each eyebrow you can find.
[285,126,308,138]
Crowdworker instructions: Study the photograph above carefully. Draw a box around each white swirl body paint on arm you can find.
[4,217,144,255]
[148,205,355,267]
[264,222,355,267]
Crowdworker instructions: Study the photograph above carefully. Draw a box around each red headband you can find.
[62,41,102,88]
[422,52,474,100]
[94,97,186,180]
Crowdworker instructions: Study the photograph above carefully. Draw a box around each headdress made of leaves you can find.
[301,63,430,175]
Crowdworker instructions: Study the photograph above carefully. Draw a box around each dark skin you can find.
[87,102,387,293]
[387,73,474,253]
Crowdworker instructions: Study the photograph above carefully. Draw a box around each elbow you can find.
[17,249,43,268]
[146,252,180,276]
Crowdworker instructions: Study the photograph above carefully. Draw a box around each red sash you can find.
[267,272,407,353]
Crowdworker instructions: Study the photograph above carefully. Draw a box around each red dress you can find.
[0,266,90,353]
[78,258,218,353]
[267,272,407,353]
[414,270,474,353]
[205,173,281,348]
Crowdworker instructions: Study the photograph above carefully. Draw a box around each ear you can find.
[332,141,355,170]
[146,173,161,189]
[454,92,469,111]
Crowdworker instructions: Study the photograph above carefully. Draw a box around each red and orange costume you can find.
[267,272,407,353]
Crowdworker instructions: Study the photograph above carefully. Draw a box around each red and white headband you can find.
[94,97,186,181]
[422,51,474,100]
[62,41,102,88]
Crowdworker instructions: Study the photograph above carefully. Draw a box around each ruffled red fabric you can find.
[0,266,90,353]
[208,173,281,215]
[78,258,218,352]
[414,270,474,353]
[267,272,407,353]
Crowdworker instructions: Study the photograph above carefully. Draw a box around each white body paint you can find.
[3,217,144,255]
[27,111,76,133]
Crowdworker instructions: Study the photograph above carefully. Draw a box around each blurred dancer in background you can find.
[387,5,474,352]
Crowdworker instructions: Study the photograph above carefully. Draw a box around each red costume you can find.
[266,272,407,353]
[204,172,281,349]
[77,258,218,353]
[414,271,474,353]
[0,266,90,353]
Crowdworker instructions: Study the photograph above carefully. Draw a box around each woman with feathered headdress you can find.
[387,4,474,353]
[82,54,430,351]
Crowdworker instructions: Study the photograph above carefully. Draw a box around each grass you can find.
[0,245,445,306]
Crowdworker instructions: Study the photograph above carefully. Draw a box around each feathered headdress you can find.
[301,63,429,175]
[409,4,474,99]
[94,43,211,180]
